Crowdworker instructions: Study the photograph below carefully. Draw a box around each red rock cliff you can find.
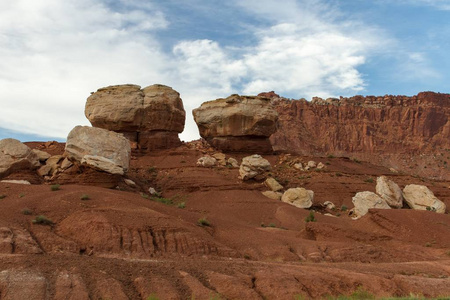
[269,92,450,179]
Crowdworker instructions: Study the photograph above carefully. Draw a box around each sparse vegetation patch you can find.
[50,184,61,191]
[32,215,54,225]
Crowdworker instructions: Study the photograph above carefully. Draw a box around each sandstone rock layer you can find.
[85,84,185,150]
[193,94,278,152]
[270,92,450,179]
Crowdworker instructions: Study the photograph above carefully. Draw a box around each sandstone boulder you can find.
[85,84,185,150]
[31,149,51,162]
[264,177,283,192]
[0,138,40,178]
[65,126,131,175]
[197,156,217,167]
[351,191,391,218]
[281,188,314,209]
[212,153,227,166]
[403,184,446,213]
[193,94,278,153]
[261,191,283,200]
[375,176,403,208]
[227,157,239,168]
[239,155,271,180]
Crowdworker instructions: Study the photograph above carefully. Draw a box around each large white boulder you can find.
[403,184,446,213]
[375,176,403,208]
[281,188,314,209]
[239,154,271,180]
[65,126,131,175]
[351,191,391,218]
[0,138,40,178]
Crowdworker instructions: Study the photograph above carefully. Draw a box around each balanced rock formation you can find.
[193,94,278,153]
[239,154,271,180]
[65,126,131,175]
[85,84,185,150]
[351,191,391,218]
[403,184,446,213]
[0,138,40,178]
[270,92,450,179]
[281,188,314,208]
[375,176,403,208]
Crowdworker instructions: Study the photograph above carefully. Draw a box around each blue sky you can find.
[1,0,449,142]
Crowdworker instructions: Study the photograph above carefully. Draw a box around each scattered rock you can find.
[65,126,131,175]
[0,138,40,178]
[148,187,157,195]
[0,180,31,185]
[85,84,185,150]
[264,177,283,192]
[197,156,217,167]
[37,165,53,177]
[389,167,398,173]
[323,201,335,210]
[212,153,227,166]
[351,191,391,218]
[317,162,325,169]
[403,184,446,213]
[124,179,137,188]
[281,188,314,208]
[193,94,278,153]
[60,158,73,170]
[31,149,51,162]
[261,191,283,200]
[239,154,271,180]
[376,176,403,208]
[293,163,304,171]
[227,157,239,168]
[307,161,317,169]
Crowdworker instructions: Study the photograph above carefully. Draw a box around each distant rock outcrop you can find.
[65,126,131,175]
[0,138,40,178]
[85,84,185,150]
[193,94,278,153]
[270,92,450,179]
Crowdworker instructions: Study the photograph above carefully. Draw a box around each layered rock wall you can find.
[269,92,450,178]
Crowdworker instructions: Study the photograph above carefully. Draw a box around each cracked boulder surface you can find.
[0,141,449,299]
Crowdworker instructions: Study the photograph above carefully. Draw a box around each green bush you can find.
[364,177,374,183]
[50,184,60,191]
[80,194,90,200]
[305,211,316,223]
[0,194,6,199]
[177,202,186,209]
[197,217,210,227]
[32,215,54,225]
[22,208,32,215]
[341,205,348,212]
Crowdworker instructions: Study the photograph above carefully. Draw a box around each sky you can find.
[1,0,449,142]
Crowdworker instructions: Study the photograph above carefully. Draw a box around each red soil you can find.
[0,142,449,299]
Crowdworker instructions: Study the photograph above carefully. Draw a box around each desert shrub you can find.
[0,194,6,199]
[341,205,348,211]
[197,217,210,227]
[268,223,276,228]
[50,184,60,191]
[32,215,54,225]
[335,172,343,177]
[146,294,159,300]
[80,194,90,200]
[327,154,335,158]
[177,202,186,209]
[22,208,32,215]
[364,177,374,183]
[19,193,25,198]
[305,211,316,223]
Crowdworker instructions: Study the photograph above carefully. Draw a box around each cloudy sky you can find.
[1,0,449,142]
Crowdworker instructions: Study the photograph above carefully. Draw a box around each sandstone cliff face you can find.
[270,92,450,179]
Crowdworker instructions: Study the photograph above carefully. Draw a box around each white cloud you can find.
[0,0,170,138]
[388,0,450,10]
